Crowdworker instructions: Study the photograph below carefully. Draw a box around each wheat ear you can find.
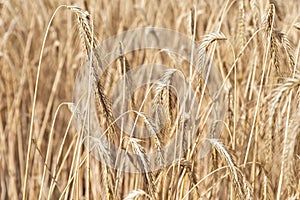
[68,6,117,199]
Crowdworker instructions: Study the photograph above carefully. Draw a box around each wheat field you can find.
[0,0,299,199]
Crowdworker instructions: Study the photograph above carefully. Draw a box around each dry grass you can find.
[0,0,299,199]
